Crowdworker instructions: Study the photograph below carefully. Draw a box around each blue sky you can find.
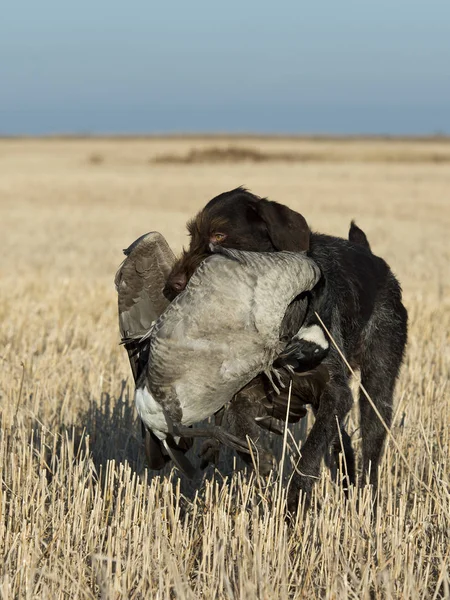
[1,1,449,135]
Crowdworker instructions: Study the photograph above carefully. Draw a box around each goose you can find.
[116,232,322,476]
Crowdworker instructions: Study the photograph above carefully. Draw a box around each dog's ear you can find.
[254,199,310,251]
[349,220,371,252]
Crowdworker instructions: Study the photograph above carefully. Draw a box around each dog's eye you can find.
[211,232,227,243]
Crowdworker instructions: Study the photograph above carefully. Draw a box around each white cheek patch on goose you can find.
[296,324,329,350]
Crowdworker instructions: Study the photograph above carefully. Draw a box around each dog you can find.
[164,187,408,511]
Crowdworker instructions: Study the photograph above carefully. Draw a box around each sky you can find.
[1,1,449,135]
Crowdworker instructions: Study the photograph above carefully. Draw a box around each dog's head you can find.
[164,187,310,300]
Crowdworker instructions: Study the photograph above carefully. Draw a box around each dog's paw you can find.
[287,478,313,516]
[198,438,220,469]
[237,448,276,477]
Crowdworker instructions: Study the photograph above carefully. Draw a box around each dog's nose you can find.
[172,273,187,292]
[163,273,187,300]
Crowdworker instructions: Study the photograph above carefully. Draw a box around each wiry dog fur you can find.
[164,188,408,511]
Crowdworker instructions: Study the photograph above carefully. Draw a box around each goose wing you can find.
[115,231,176,470]
[115,231,176,379]
[115,232,175,346]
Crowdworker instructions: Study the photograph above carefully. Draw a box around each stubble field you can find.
[0,137,449,599]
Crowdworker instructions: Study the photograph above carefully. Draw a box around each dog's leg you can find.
[358,368,394,491]
[330,426,356,492]
[198,408,225,469]
[225,393,277,476]
[199,387,276,475]
[310,401,356,494]
[287,361,354,513]
[358,290,407,497]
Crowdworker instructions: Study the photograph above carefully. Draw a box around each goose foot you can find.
[254,415,285,436]
[176,425,252,455]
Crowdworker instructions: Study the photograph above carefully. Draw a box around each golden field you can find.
[0,137,449,599]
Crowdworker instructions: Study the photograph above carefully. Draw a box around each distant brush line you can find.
[152,147,303,164]
[151,146,450,164]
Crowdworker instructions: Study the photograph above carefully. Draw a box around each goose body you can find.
[136,246,321,440]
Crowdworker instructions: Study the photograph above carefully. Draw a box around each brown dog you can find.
[164,187,407,512]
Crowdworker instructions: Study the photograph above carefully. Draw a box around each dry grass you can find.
[0,137,449,599]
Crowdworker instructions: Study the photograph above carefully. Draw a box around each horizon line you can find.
[1,132,450,143]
